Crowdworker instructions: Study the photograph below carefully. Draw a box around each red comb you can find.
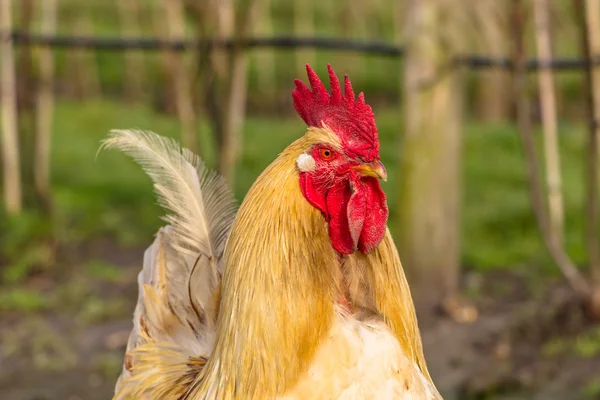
[292,64,379,161]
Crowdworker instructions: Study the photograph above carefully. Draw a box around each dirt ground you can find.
[1,239,599,400]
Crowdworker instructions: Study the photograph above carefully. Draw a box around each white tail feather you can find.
[101,129,236,259]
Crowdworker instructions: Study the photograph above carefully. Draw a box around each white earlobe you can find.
[296,153,316,172]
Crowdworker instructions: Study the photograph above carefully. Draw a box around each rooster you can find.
[105,64,441,399]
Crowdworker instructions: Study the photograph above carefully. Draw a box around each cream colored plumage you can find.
[104,128,441,399]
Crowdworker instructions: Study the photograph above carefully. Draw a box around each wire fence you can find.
[9,31,600,72]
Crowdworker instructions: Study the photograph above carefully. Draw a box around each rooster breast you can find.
[282,310,439,400]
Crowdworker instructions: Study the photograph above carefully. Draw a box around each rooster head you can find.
[292,64,388,255]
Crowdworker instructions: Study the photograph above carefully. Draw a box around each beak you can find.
[352,159,388,181]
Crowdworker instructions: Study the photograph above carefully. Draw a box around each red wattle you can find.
[299,172,327,218]
[325,180,356,254]
[300,172,388,255]
[347,173,367,246]
[356,177,388,253]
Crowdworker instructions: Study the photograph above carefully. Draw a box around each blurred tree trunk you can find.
[533,0,564,245]
[213,0,235,155]
[186,0,220,154]
[16,0,35,112]
[213,0,235,76]
[0,0,22,215]
[34,0,58,212]
[153,0,176,114]
[584,0,600,288]
[336,0,365,78]
[15,0,35,203]
[294,0,315,76]
[393,0,406,44]
[513,0,590,298]
[71,4,101,99]
[161,0,199,155]
[185,1,208,113]
[577,0,600,313]
[398,0,463,314]
[474,0,510,122]
[219,0,262,185]
[392,0,406,90]
[185,0,234,163]
[254,0,276,98]
[202,0,235,100]
[117,0,146,102]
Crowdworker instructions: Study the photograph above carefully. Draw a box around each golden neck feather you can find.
[193,132,342,399]
[189,128,435,398]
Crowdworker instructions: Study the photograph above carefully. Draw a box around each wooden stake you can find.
[72,4,101,98]
[398,0,463,313]
[392,0,406,44]
[117,0,146,102]
[0,0,23,214]
[335,0,365,78]
[294,0,315,77]
[533,0,565,244]
[16,0,35,112]
[211,0,235,81]
[474,0,510,122]
[513,0,590,297]
[162,0,199,154]
[34,0,58,211]
[254,0,276,96]
[576,0,600,295]
[219,0,262,185]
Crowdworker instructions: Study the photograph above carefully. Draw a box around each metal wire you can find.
[9,31,600,71]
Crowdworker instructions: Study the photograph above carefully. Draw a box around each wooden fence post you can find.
[34,0,58,211]
[398,0,463,314]
[583,0,600,290]
[533,0,565,245]
[335,0,365,79]
[117,0,146,102]
[1,0,23,215]
[16,0,35,112]
[294,0,315,77]
[254,0,276,97]
[161,0,199,155]
[513,0,590,298]
[219,0,262,186]
[474,0,511,122]
[577,0,600,313]
[72,4,101,99]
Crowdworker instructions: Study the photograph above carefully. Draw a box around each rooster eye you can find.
[319,148,333,160]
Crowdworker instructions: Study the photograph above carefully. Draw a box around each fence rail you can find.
[8,31,600,72]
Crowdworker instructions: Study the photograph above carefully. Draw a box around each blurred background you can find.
[0,0,599,399]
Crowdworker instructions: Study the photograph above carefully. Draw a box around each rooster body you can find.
[108,66,441,399]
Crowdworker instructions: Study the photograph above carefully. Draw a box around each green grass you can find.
[0,288,48,313]
[544,326,600,359]
[461,120,587,270]
[0,99,590,276]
